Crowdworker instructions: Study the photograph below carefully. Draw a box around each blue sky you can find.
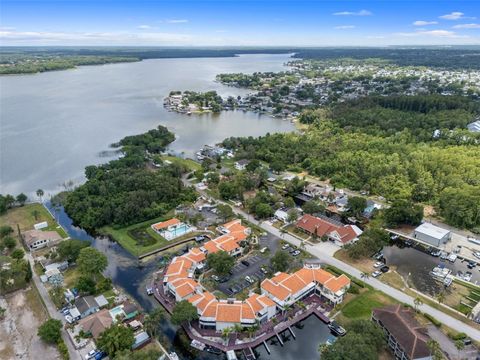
[1,0,479,46]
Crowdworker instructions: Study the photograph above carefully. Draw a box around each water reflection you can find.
[383,244,480,296]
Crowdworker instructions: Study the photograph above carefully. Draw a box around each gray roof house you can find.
[413,223,451,247]
[70,295,108,320]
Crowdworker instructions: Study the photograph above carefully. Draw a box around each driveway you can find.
[27,254,83,360]
[428,325,480,359]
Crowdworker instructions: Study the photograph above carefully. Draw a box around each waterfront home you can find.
[132,331,151,350]
[372,305,432,360]
[23,229,62,250]
[296,214,363,246]
[261,264,350,307]
[234,159,250,171]
[274,208,289,223]
[69,295,108,320]
[151,218,194,241]
[160,219,347,332]
[467,120,480,132]
[413,223,451,247]
[78,309,113,339]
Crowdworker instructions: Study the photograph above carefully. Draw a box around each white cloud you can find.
[453,23,480,29]
[166,19,188,24]
[439,12,467,20]
[413,21,438,26]
[333,10,372,16]
[334,25,355,30]
[395,29,468,38]
[137,25,152,29]
[0,30,193,45]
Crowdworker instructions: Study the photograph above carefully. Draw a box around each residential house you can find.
[23,230,62,250]
[132,331,151,350]
[69,295,108,320]
[234,159,250,171]
[372,305,433,360]
[78,309,113,339]
[296,214,363,246]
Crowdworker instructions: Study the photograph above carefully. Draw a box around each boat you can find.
[440,252,448,260]
[430,265,452,280]
[328,321,346,336]
[430,249,442,257]
[472,252,480,260]
[468,237,480,246]
[146,287,153,295]
[205,345,222,355]
[190,339,206,351]
[447,253,458,263]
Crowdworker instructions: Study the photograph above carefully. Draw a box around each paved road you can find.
[28,254,83,360]
[184,173,480,341]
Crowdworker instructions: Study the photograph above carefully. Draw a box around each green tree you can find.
[77,247,108,280]
[216,204,234,222]
[57,239,90,262]
[31,209,40,221]
[3,236,16,250]
[287,208,299,223]
[347,196,367,217]
[143,308,165,338]
[171,300,199,326]
[0,225,14,238]
[302,201,324,215]
[384,200,423,227]
[38,319,62,344]
[270,250,289,272]
[36,189,45,202]
[284,197,295,209]
[10,248,25,261]
[255,203,273,219]
[114,349,162,360]
[76,276,96,295]
[16,193,28,206]
[97,324,135,358]
[207,251,235,276]
[427,339,443,360]
[414,296,423,312]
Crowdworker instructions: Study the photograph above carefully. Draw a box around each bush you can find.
[57,339,69,360]
[450,332,467,341]
[348,284,360,294]
[38,319,62,344]
[423,313,441,327]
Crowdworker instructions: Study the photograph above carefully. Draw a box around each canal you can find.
[383,243,480,296]
[47,201,334,360]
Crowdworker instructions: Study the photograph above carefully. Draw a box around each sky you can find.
[0,0,479,46]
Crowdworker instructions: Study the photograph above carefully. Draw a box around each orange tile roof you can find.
[220,238,240,252]
[241,303,256,320]
[245,294,264,313]
[324,274,351,293]
[313,269,335,284]
[281,274,308,294]
[271,272,290,283]
[195,292,216,312]
[184,248,206,263]
[294,268,315,284]
[176,282,197,298]
[203,240,220,254]
[216,304,242,323]
[261,279,291,301]
[257,295,275,307]
[188,293,203,304]
[152,218,181,230]
[202,301,219,318]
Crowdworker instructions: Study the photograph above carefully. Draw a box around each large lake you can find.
[0,54,295,196]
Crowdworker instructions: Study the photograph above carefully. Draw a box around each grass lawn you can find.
[161,155,201,171]
[339,289,396,321]
[334,249,376,274]
[0,203,67,243]
[100,213,176,256]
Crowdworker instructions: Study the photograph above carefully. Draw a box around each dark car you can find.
[241,260,250,267]
[380,265,390,273]
[328,321,346,336]
[218,275,230,283]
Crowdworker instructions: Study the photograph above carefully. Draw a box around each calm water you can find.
[0,54,295,196]
[384,244,480,296]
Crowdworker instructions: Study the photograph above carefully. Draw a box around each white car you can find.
[372,271,382,278]
[65,314,74,324]
[373,261,384,269]
[260,247,268,253]
[211,275,220,281]
[282,244,290,250]
[85,350,98,360]
[245,276,254,284]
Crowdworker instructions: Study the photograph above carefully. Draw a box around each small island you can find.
[164,90,240,114]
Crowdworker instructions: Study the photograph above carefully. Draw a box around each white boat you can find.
[473,252,480,260]
[468,237,480,246]
[190,339,206,351]
[430,265,452,280]
[447,253,458,263]
[443,275,453,287]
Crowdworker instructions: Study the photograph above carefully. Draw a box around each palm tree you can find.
[414,296,423,312]
[222,327,233,343]
[233,323,243,341]
[427,339,443,360]
[36,189,44,203]
[360,272,370,281]
[279,228,287,239]
[300,240,306,250]
[436,291,445,305]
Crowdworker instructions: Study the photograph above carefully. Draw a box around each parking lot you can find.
[216,233,281,296]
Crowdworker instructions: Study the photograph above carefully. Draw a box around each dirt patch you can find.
[334,249,375,273]
[0,287,60,360]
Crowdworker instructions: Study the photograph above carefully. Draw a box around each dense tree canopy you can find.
[57,239,90,263]
[38,319,62,344]
[64,126,196,230]
[171,300,199,325]
[270,250,290,272]
[97,324,135,357]
[207,251,235,276]
[77,247,108,280]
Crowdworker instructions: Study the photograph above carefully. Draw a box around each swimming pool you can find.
[163,224,193,240]
[109,305,125,321]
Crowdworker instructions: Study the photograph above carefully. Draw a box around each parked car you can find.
[380,266,389,273]
[211,275,220,282]
[373,261,384,268]
[245,276,254,284]
[260,247,268,253]
[372,271,381,278]
[292,250,301,256]
[261,267,268,274]
[218,275,230,283]
[241,260,250,267]
[85,350,98,360]
[282,244,290,250]
[374,252,384,260]
[94,351,106,360]
[65,315,74,324]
